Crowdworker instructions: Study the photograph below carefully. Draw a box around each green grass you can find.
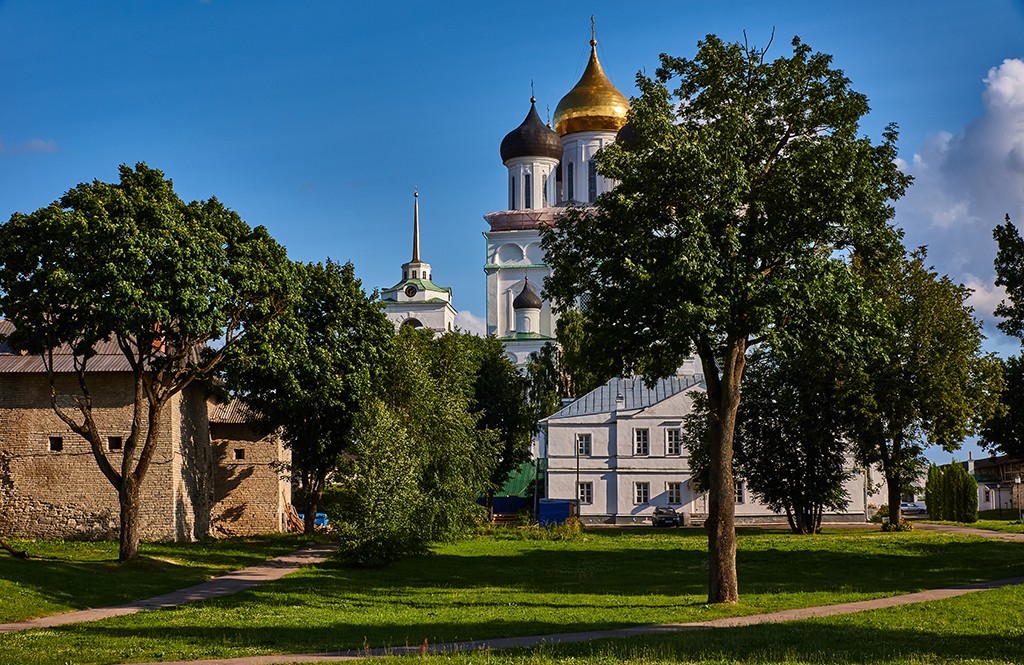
[0,527,1021,664]
[924,517,1024,534]
[0,535,310,623]
[392,583,1024,665]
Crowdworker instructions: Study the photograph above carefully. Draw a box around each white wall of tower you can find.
[560,130,618,203]
[505,156,560,210]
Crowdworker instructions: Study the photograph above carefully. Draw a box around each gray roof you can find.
[208,399,259,424]
[0,320,132,373]
[546,374,703,420]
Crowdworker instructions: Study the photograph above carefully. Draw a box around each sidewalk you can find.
[0,544,336,635]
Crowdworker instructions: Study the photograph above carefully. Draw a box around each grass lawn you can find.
[924,514,1024,534]
[0,535,310,623]
[0,527,1021,664]
[396,583,1024,665]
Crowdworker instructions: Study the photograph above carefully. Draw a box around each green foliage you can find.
[881,518,915,532]
[843,249,1003,523]
[338,329,496,565]
[926,464,979,523]
[227,259,394,533]
[526,310,611,420]
[477,517,585,541]
[981,355,1024,457]
[459,334,535,494]
[684,346,853,535]
[0,163,293,560]
[541,34,909,602]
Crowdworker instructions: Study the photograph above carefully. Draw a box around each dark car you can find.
[652,506,681,527]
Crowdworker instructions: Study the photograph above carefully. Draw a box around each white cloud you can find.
[896,58,1024,344]
[454,309,486,336]
[0,138,58,154]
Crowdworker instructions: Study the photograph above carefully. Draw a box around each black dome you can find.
[615,122,639,149]
[500,101,563,163]
[512,279,543,310]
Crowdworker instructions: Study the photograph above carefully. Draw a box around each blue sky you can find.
[3,1,1024,461]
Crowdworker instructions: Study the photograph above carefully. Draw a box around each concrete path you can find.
[0,544,336,635]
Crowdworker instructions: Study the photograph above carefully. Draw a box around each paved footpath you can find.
[0,544,336,635]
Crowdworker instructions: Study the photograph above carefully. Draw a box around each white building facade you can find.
[543,370,873,525]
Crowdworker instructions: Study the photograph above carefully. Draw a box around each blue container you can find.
[297,512,329,527]
[537,499,577,526]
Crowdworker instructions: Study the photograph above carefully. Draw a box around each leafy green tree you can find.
[925,465,945,520]
[981,356,1024,458]
[0,163,292,561]
[339,328,496,564]
[527,310,610,419]
[227,259,394,534]
[463,335,535,498]
[542,35,908,602]
[845,249,1002,525]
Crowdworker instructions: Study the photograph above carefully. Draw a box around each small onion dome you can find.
[513,278,542,310]
[615,122,639,149]
[553,39,630,136]
[500,98,563,163]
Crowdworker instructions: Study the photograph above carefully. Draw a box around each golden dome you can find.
[553,39,630,137]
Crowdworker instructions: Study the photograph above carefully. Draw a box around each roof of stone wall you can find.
[0,320,133,373]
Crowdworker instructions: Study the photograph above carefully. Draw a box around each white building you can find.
[381,191,457,334]
[543,370,873,525]
[485,34,629,367]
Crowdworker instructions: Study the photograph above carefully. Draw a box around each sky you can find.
[2,1,1024,462]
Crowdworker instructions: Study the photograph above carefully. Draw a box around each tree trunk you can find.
[700,337,745,604]
[886,473,903,527]
[118,479,142,562]
[0,538,28,559]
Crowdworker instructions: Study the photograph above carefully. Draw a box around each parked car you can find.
[900,502,926,515]
[652,506,681,527]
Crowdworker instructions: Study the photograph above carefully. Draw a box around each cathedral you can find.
[384,33,630,366]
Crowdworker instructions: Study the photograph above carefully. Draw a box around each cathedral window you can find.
[588,159,597,202]
[567,162,575,201]
[524,172,532,209]
[542,171,549,206]
[510,175,517,209]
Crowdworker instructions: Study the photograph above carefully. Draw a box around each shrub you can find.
[882,518,914,532]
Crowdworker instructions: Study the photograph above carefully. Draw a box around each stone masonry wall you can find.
[210,422,291,536]
[0,373,204,541]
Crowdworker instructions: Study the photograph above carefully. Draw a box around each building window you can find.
[578,481,593,505]
[542,171,549,206]
[575,433,592,456]
[634,481,650,504]
[510,175,516,209]
[984,487,991,503]
[633,428,650,456]
[666,429,682,456]
[234,448,245,461]
[107,436,123,451]
[524,172,532,209]
[588,159,597,202]
[667,481,682,505]
[48,436,63,452]
[567,162,574,201]
[735,481,745,504]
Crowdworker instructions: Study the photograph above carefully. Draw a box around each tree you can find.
[226,259,395,534]
[980,356,1024,458]
[988,216,1024,457]
[685,346,852,535]
[339,328,496,564]
[0,163,292,561]
[462,335,535,499]
[541,35,908,602]
[526,310,610,419]
[844,249,1002,526]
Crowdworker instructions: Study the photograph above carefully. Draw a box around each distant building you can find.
[380,191,457,334]
[966,454,1023,514]
[542,367,872,525]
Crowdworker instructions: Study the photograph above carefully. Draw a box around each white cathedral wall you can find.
[560,130,618,203]
[505,156,560,210]
[484,228,555,338]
